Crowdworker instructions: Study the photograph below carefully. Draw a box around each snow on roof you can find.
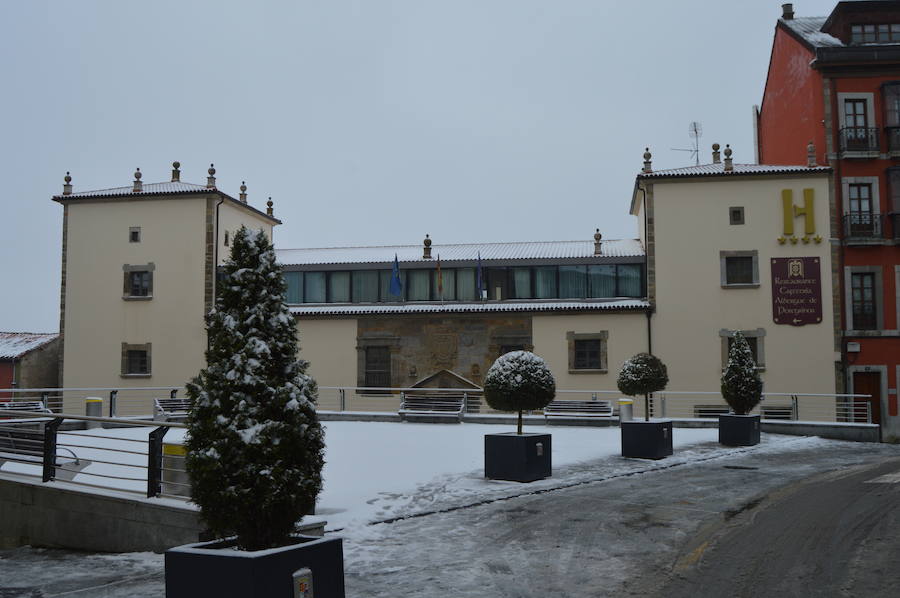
[638,162,831,179]
[781,17,843,48]
[54,181,210,199]
[0,332,58,359]
[289,299,648,316]
[276,239,643,266]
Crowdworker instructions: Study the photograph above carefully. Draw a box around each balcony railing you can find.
[839,127,880,153]
[843,213,884,240]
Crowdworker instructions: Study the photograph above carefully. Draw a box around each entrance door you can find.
[853,372,882,424]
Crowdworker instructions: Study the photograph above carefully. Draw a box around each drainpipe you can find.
[208,196,225,353]
[636,184,653,355]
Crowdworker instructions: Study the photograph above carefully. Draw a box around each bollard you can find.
[618,398,634,422]
[85,397,103,429]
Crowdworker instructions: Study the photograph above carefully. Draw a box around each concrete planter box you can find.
[484,433,551,482]
[621,420,673,459]
[719,414,761,446]
[165,534,344,598]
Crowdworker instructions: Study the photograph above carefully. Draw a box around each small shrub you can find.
[484,351,556,434]
[721,332,763,416]
[617,353,669,421]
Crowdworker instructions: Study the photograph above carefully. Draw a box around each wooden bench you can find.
[398,393,465,422]
[543,400,614,421]
[154,398,192,421]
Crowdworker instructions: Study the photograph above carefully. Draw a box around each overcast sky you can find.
[0,1,839,333]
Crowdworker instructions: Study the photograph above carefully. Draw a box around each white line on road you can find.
[864,471,900,484]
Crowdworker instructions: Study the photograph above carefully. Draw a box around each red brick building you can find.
[757,2,900,439]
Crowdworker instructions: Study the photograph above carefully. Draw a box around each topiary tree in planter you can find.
[483,350,556,435]
[185,226,325,551]
[617,353,669,422]
[721,331,763,415]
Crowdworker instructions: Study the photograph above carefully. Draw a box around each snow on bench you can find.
[154,398,192,421]
[398,393,465,422]
[543,399,614,420]
[0,401,51,416]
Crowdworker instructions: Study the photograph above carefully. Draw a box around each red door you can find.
[853,372,882,424]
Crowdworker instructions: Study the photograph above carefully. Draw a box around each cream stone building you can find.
[53,163,278,413]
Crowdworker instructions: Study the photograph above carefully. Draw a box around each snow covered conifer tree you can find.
[185,226,324,551]
[721,331,763,416]
[617,353,669,422]
[483,351,556,435]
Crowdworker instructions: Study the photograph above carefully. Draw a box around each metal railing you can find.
[649,391,873,423]
[842,213,884,240]
[0,386,184,418]
[0,409,188,500]
[839,127,880,153]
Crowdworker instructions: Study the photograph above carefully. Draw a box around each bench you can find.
[0,401,51,417]
[154,398,192,421]
[693,405,731,418]
[398,393,465,423]
[761,405,793,420]
[0,424,81,471]
[543,400,614,421]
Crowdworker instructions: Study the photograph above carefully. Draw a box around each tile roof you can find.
[781,17,843,48]
[289,299,649,316]
[276,239,644,266]
[0,332,58,360]
[55,181,211,199]
[638,162,831,179]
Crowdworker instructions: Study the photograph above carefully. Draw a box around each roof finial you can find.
[593,228,602,256]
[781,3,794,20]
[807,140,817,167]
[723,144,733,172]
[266,196,274,216]
[63,172,72,196]
[171,161,181,182]
[423,234,432,259]
[712,143,721,164]
[133,168,143,193]
[239,181,247,203]
[642,147,652,173]
[207,163,216,189]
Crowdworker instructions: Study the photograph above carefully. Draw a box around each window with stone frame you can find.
[720,251,759,287]
[364,346,391,388]
[851,272,878,330]
[121,343,151,376]
[122,263,155,299]
[566,331,608,373]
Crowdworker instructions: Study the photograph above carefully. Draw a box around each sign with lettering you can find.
[777,188,822,245]
[771,257,822,326]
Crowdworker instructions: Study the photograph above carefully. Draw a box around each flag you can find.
[436,254,443,301]
[390,254,403,296]
[476,251,484,300]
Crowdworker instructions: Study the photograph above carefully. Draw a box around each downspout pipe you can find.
[208,196,225,353]
[636,184,653,355]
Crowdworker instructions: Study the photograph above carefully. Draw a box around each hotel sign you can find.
[771,257,822,326]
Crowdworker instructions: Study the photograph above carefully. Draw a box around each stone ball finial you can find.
[267,196,273,208]
[134,168,142,180]
[208,163,216,176]
[240,181,247,192]
[64,172,71,183]
[712,143,720,151]
[173,161,180,169]
[594,228,602,241]
[724,144,732,157]
[424,234,432,247]
[643,147,651,160]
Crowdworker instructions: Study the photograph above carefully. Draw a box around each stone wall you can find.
[18,338,60,390]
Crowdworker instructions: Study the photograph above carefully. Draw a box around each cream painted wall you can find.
[532,312,648,394]
[649,174,836,399]
[295,317,359,410]
[216,200,273,265]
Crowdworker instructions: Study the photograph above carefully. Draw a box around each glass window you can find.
[573,339,602,369]
[725,257,754,285]
[510,267,532,299]
[379,269,405,302]
[305,272,326,303]
[485,268,507,300]
[328,271,350,303]
[617,264,643,297]
[125,271,152,297]
[407,270,431,301]
[285,271,303,304]
[456,268,476,301]
[534,267,557,299]
[851,273,877,330]
[559,265,586,299]
[432,268,455,301]
[352,271,379,303]
[364,346,391,388]
[588,265,616,298]
[126,350,149,374]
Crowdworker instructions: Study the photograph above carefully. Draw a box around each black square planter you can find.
[719,414,761,446]
[165,534,344,598]
[621,420,673,459]
[484,433,551,482]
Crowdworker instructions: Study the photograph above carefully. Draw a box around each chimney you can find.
[239,181,247,203]
[132,168,143,193]
[807,141,817,167]
[642,148,652,173]
[171,161,181,182]
[207,164,216,189]
[723,145,733,172]
[712,143,721,164]
[266,197,274,217]
[593,229,602,256]
[781,3,794,20]
[62,172,72,195]
[423,234,432,259]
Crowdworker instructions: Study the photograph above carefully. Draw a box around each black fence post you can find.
[109,390,118,418]
[170,388,178,399]
[42,418,63,482]
[147,426,170,498]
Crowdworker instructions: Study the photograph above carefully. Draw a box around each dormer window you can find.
[851,24,900,44]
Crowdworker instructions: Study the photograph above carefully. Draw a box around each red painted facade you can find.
[758,2,900,436]
[0,362,13,398]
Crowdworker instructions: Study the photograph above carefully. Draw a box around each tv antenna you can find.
[671,121,703,166]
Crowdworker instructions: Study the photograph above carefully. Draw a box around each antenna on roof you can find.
[671,121,703,166]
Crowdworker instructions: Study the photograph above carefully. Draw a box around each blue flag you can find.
[390,254,403,296]
[476,251,483,300]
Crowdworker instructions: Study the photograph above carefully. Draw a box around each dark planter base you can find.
[719,414,761,446]
[165,534,344,598]
[621,420,673,459]
[485,433,551,482]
